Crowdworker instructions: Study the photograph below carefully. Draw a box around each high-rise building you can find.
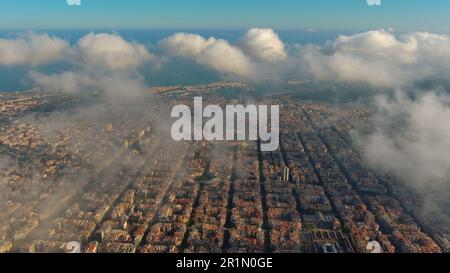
[282,166,290,182]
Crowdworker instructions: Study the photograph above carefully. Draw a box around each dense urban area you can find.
[0,85,449,253]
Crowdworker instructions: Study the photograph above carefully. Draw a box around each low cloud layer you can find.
[237,28,287,62]
[29,70,146,102]
[354,91,450,194]
[77,33,153,71]
[23,32,152,102]
[0,32,69,66]
[299,30,450,87]
[160,32,255,77]
[2,29,450,87]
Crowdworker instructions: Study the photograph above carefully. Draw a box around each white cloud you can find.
[160,32,216,58]
[160,32,254,77]
[158,29,450,85]
[29,70,145,99]
[28,33,151,102]
[298,30,450,87]
[0,32,69,66]
[354,91,450,192]
[3,29,450,87]
[29,71,96,93]
[237,28,287,62]
[76,33,153,71]
[196,39,254,77]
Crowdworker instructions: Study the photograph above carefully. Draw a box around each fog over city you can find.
[2,28,450,190]
[1,27,450,253]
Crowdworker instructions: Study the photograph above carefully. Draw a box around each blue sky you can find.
[0,0,449,31]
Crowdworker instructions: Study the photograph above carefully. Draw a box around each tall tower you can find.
[282,165,290,182]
